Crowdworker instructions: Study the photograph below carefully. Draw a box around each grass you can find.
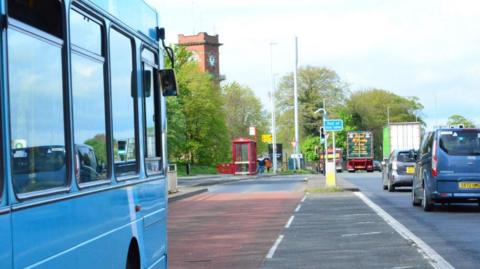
[176,164,218,177]
[278,169,315,175]
[307,186,344,193]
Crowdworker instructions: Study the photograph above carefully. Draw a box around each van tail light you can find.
[392,161,398,171]
[432,141,438,177]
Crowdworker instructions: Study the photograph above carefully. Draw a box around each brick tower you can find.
[178,32,223,81]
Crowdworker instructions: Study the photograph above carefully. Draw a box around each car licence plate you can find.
[406,167,415,174]
[459,182,480,189]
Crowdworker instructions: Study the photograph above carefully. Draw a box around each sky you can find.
[148,0,480,129]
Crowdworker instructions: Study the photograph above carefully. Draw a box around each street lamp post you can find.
[270,42,278,174]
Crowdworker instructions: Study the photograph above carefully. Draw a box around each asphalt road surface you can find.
[342,171,480,269]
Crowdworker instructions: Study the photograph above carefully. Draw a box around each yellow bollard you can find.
[325,161,336,187]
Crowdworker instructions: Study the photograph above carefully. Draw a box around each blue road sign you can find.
[324,119,344,132]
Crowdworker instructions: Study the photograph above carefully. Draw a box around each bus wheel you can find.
[126,239,140,269]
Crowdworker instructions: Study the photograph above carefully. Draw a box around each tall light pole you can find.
[270,42,278,174]
[293,36,300,156]
[315,106,328,171]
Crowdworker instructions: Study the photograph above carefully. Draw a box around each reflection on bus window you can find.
[70,9,102,54]
[70,8,108,183]
[8,28,67,193]
[110,29,138,176]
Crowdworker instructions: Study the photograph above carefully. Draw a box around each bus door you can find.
[140,50,167,266]
[0,188,11,268]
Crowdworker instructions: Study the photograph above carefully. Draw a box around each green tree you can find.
[301,136,321,161]
[166,46,230,165]
[447,114,476,128]
[222,82,269,154]
[346,89,424,159]
[275,66,349,154]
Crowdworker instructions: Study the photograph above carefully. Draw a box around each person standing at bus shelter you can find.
[257,157,265,174]
[265,157,272,173]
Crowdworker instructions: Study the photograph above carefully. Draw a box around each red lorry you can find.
[319,148,343,173]
[346,131,374,172]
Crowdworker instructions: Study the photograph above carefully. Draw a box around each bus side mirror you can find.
[158,69,178,96]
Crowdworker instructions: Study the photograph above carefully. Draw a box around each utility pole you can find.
[293,36,299,155]
[323,99,327,160]
[270,42,278,174]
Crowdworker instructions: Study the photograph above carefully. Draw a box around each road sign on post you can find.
[262,134,272,143]
[323,119,343,187]
[324,119,344,132]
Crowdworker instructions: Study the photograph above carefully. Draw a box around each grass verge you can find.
[307,186,344,193]
[176,165,218,177]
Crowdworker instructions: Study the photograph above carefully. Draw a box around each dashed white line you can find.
[356,221,376,225]
[294,204,302,212]
[266,235,284,259]
[354,192,454,269]
[285,215,295,228]
[301,195,307,203]
[341,231,382,237]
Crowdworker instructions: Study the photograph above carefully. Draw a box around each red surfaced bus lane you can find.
[168,191,303,269]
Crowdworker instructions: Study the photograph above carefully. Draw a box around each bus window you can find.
[110,29,138,177]
[142,50,162,175]
[8,27,67,194]
[70,9,108,183]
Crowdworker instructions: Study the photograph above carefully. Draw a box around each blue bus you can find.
[0,0,177,268]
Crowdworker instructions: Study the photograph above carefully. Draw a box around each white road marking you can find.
[391,266,415,269]
[341,231,382,237]
[266,235,284,259]
[294,204,302,212]
[356,221,376,224]
[301,195,307,202]
[285,215,295,228]
[354,192,454,269]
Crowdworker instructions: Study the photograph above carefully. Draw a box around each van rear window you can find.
[439,130,480,156]
[397,152,415,162]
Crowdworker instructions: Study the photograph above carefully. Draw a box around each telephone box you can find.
[232,138,257,175]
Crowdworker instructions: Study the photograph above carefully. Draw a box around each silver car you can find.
[382,150,416,192]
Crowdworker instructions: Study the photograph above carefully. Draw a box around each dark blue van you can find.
[412,128,480,211]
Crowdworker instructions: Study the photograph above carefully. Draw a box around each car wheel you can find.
[383,184,387,190]
[422,186,433,211]
[412,187,421,206]
[388,180,395,192]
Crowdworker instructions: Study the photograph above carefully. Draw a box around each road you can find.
[169,174,442,269]
[168,175,306,269]
[342,171,480,269]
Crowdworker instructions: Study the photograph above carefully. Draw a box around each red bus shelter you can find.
[232,138,257,175]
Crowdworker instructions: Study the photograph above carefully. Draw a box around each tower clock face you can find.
[208,54,216,67]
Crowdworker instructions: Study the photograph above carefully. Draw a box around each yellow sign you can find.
[262,134,272,143]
